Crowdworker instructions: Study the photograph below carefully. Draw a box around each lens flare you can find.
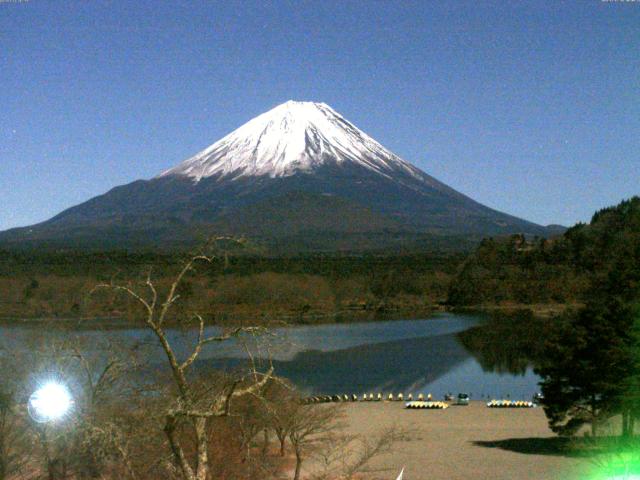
[28,382,73,423]
[590,451,640,480]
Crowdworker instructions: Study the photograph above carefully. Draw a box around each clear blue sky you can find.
[1,0,638,230]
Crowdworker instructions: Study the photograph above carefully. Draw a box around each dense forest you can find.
[447,196,640,307]
[0,249,463,322]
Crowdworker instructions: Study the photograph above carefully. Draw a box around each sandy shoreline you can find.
[341,401,591,480]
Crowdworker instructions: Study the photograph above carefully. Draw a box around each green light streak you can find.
[589,449,640,480]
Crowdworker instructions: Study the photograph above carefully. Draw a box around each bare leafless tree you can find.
[287,403,343,480]
[310,426,411,480]
[92,239,274,480]
[261,379,298,457]
[0,376,32,480]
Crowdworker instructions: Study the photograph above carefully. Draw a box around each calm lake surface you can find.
[0,313,541,399]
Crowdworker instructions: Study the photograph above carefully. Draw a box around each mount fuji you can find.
[0,101,559,251]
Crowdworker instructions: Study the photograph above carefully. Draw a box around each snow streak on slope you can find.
[159,101,427,182]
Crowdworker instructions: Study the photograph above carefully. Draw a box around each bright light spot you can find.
[28,382,73,423]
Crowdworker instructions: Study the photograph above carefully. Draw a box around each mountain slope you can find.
[0,101,557,252]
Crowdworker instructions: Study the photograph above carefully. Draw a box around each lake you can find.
[0,312,542,400]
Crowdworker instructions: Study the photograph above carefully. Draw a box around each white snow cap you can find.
[159,100,422,182]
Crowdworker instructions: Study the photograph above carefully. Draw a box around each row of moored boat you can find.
[302,393,435,404]
[486,400,536,408]
[302,395,539,409]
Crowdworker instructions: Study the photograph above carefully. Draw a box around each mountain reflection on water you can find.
[201,331,470,394]
[198,313,544,398]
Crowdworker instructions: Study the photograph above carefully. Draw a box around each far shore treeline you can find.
[1,196,638,323]
[0,249,462,322]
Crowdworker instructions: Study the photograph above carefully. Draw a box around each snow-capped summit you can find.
[159,100,421,182]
